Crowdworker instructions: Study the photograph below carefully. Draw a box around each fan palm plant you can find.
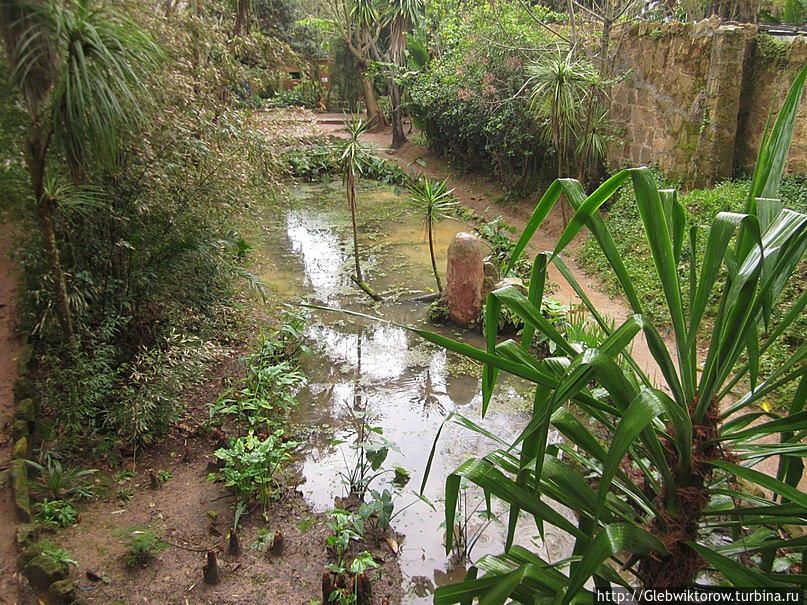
[340,117,382,301]
[407,176,457,293]
[404,64,807,603]
[0,0,160,341]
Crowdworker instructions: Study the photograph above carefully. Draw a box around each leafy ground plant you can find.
[36,499,79,528]
[209,310,307,430]
[26,457,97,501]
[409,65,807,601]
[123,529,166,568]
[211,430,299,509]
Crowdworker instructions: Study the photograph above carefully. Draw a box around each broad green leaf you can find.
[689,543,783,588]
[710,460,807,507]
[562,524,667,605]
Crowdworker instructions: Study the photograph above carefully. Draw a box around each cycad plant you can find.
[407,176,457,293]
[0,0,159,341]
[408,65,807,602]
[340,117,382,301]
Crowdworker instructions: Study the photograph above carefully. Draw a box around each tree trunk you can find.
[389,81,406,148]
[359,72,385,130]
[28,132,74,341]
[347,168,363,284]
[428,217,442,293]
[598,18,612,79]
[233,0,250,36]
[388,16,408,148]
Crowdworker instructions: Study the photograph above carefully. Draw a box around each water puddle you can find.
[259,180,574,603]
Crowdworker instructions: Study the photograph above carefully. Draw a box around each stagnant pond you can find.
[259,179,574,603]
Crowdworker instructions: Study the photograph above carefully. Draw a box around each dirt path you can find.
[0,222,21,602]
[318,115,672,385]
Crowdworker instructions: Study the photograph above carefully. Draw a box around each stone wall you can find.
[609,18,807,187]
[736,34,807,174]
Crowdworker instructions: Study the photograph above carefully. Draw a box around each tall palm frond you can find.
[48,0,161,176]
[0,0,57,116]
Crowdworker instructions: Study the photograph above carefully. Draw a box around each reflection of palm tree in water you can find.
[411,368,446,416]
[353,329,363,413]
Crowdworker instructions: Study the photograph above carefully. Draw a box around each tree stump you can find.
[203,550,220,585]
[445,233,486,327]
[228,531,241,556]
[270,530,284,556]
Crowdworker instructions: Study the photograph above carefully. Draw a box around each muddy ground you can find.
[0,222,22,603]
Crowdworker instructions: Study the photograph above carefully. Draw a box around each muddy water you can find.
[259,180,574,603]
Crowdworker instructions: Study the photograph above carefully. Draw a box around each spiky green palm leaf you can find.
[417,64,807,602]
[7,0,160,175]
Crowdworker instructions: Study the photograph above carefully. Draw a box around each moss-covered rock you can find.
[13,375,36,401]
[10,458,31,521]
[48,579,77,604]
[14,397,36,424]
[19,542,43,569]
[16,523,41,548]
[12,418,29,441]
[16,343,34,377]
[12,436,28,459]
[23,554,68,589]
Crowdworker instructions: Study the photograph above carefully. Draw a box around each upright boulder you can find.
[445,233,486,327]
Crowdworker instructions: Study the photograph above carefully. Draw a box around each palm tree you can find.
[328,0,387,129]
[386,0,424,149]
[0,0,159,341]
[528,47,598,224]
[407,176,456,293]
[340,117,382,301]
[418,65,807,602]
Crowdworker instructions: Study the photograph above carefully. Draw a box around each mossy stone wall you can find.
[609,18,807,186]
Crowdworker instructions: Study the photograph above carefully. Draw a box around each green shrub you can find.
[123,529,166,567]
[36,500,78,528]
[475,216,531,278]
[409,0,559,196]
[211,431,299,508]
[209,311,307,431]
[10,6,282,449]
[282,143,409,186]
[26,457,97,501]
[265,80,321,109]
[38,540,78,568]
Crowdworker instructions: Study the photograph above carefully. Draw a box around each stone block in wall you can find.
[10,458,31,522]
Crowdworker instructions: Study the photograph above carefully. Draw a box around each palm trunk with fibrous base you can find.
[345,164,382,301]
[388,14,408,149]
[427,214,442,292]
[1,0,75,341]
[29,132,75,341]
